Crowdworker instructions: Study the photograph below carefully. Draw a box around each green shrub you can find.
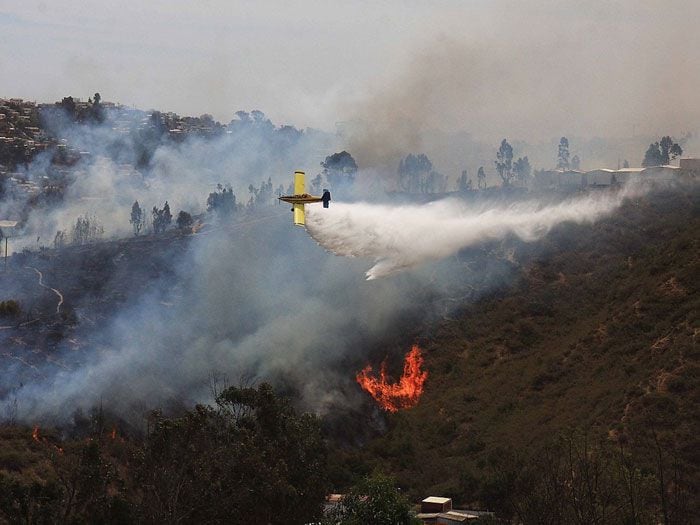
[0,300,20,317]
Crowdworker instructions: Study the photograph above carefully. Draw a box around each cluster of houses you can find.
[533,158,699,191]
[0,96,229,202]
[0,98,53,167]
[1,96,224,173]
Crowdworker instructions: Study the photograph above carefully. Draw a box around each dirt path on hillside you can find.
[26,266,64,315]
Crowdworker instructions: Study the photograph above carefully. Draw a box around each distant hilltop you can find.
[1,94,314,176]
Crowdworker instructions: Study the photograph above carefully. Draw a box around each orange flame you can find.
[31,426,63,453]
[110,427,117,440]
[356,345,428,412]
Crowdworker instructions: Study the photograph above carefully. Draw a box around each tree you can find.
[247,178,274,208]
[322,151,358,188]
[484,434,658,524]
[71,215,103,245]
[642,137,682,167]
[130,201,144,236]
[398,153,433,193]
[60,96,77,119]
[137,384,328,524]
[643,144,663,167]
[176,211,193,231]
[477,166,486,189]
[513,156,531,185]
[207,184,236,218]
[152,202,172,234]
[571,155,581,170]
[659,136,683,164]
[323,474,419,525]
[557,137,570,170]
[495,139,514,186]
[642,136,683,167]
[90,92,104,123]
[422,170,448,193]
[456,170,472,192]
[54,230,67,249]
[162,202,171,227]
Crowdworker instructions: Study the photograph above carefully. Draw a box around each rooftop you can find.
[422,496,451,504]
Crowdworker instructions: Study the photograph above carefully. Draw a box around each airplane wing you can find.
[294,171,305,194]
[293,203,305,226]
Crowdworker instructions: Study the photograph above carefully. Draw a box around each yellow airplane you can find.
[278,171,331,226]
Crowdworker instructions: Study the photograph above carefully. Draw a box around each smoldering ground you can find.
[1,212,452,423]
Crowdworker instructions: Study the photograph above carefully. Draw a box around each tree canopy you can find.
[398,153,448,193]
[138,383,328,524]
[323,474,419,525]
[152,201,172,233]
[176,210,193,231]
[207,184,236,217]
[322,151,358,188]
[513,156,531,184]
[557,137,570,170]
[642,136,683,167]
[130,201,144,236]
[495,139,514,186]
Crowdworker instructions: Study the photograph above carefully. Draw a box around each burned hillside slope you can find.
[0,230,191,398]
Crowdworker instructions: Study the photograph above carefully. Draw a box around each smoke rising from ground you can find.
[307,187,641,280]
[4,219,436,423]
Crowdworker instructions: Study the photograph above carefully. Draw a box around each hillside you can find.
[0,186,697,523]
[334,187,699,520]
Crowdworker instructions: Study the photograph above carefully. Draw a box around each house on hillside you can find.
[612,167,644,184]
[679,157,700,176]
[558,169,586,191]
[416,496,495,524]
[640,165,679,186]
[533,169,586,191]
[586,167,647,187]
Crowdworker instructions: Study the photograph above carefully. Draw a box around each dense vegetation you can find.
[0,384,328,524]
[332,188,699,522]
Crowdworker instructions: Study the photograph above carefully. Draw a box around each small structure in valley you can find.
[416,496,496,524]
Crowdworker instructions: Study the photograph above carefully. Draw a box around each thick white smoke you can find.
[306,187,641,280]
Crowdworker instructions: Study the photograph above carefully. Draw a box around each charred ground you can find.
[0,229,191,397]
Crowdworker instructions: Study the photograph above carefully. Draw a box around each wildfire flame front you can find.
[356,345,428,412]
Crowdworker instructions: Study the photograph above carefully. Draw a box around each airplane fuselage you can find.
[278,193,323,205]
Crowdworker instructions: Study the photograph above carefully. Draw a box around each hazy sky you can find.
[1,1,699,140]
